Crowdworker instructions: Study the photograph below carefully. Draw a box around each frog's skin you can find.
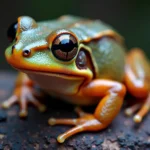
[4,15,150,143]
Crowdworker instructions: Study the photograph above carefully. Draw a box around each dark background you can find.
[1,0,150,70]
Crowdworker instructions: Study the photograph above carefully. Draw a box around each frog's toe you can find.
[28,94,47,112]
[125,98,150,123]
[48,107,90,126]
[19,110,28,118]
[2,101,11,109]
[125,104,141,116]
[38,104,47,112]
[133,115,142,123]
[1,87,46,118]
[18,95,46,118]
[1,95,18,109]
[48,118,77,126]
[48,114,103,143]
[125,108,133,116]
[133,103,150,123]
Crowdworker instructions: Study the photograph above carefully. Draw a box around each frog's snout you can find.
[11,44,31,58]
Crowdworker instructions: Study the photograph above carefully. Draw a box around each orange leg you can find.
[2,72,46,117]
[48,80,126,143]
[124,48,150,122]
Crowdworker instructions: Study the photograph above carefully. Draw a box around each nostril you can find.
[22,49,31,57]
[12,45,15,54]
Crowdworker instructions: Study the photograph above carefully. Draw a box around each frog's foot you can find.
[2,86,46,117]
[48,79,125,143]
[124,49,150,123]
[125,96,150,123]
[48,107,104,143]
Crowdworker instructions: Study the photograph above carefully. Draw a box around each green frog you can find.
[3,15,150,143]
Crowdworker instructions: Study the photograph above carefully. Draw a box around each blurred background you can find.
[1,0,150,70]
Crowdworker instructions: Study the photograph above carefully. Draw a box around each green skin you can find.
[90,38,125,81]
[5,15,126,104]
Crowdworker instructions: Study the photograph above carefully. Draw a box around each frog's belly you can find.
[24,70,85,95]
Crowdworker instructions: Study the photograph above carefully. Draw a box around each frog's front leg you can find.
[2,72,46,117]
[124,48,150,123]
[48,80,126,143]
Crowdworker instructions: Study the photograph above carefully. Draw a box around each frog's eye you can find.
[7,21,18,42]
[18,16,37,32]
[51,34,78,61]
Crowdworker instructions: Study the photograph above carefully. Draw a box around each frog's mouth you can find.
[21,69,85,95]
[20,68,85,79]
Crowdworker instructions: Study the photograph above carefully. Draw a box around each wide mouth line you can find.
[20,68,84,78]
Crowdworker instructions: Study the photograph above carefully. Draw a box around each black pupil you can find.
[24,50,29,54]
[53,39,77,52]
[7,21,18,42]
[51,34,78,61]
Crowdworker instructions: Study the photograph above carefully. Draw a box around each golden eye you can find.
[51,34,78,61]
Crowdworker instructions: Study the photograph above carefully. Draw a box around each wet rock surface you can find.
[0,71,149,150]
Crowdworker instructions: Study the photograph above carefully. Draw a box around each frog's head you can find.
[5,16,95,94]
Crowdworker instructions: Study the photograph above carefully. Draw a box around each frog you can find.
[3,15,150,143]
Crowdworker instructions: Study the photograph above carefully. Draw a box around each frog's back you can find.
[38,15,123,43]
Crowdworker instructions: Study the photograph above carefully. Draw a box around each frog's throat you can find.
[22,69,86,95]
